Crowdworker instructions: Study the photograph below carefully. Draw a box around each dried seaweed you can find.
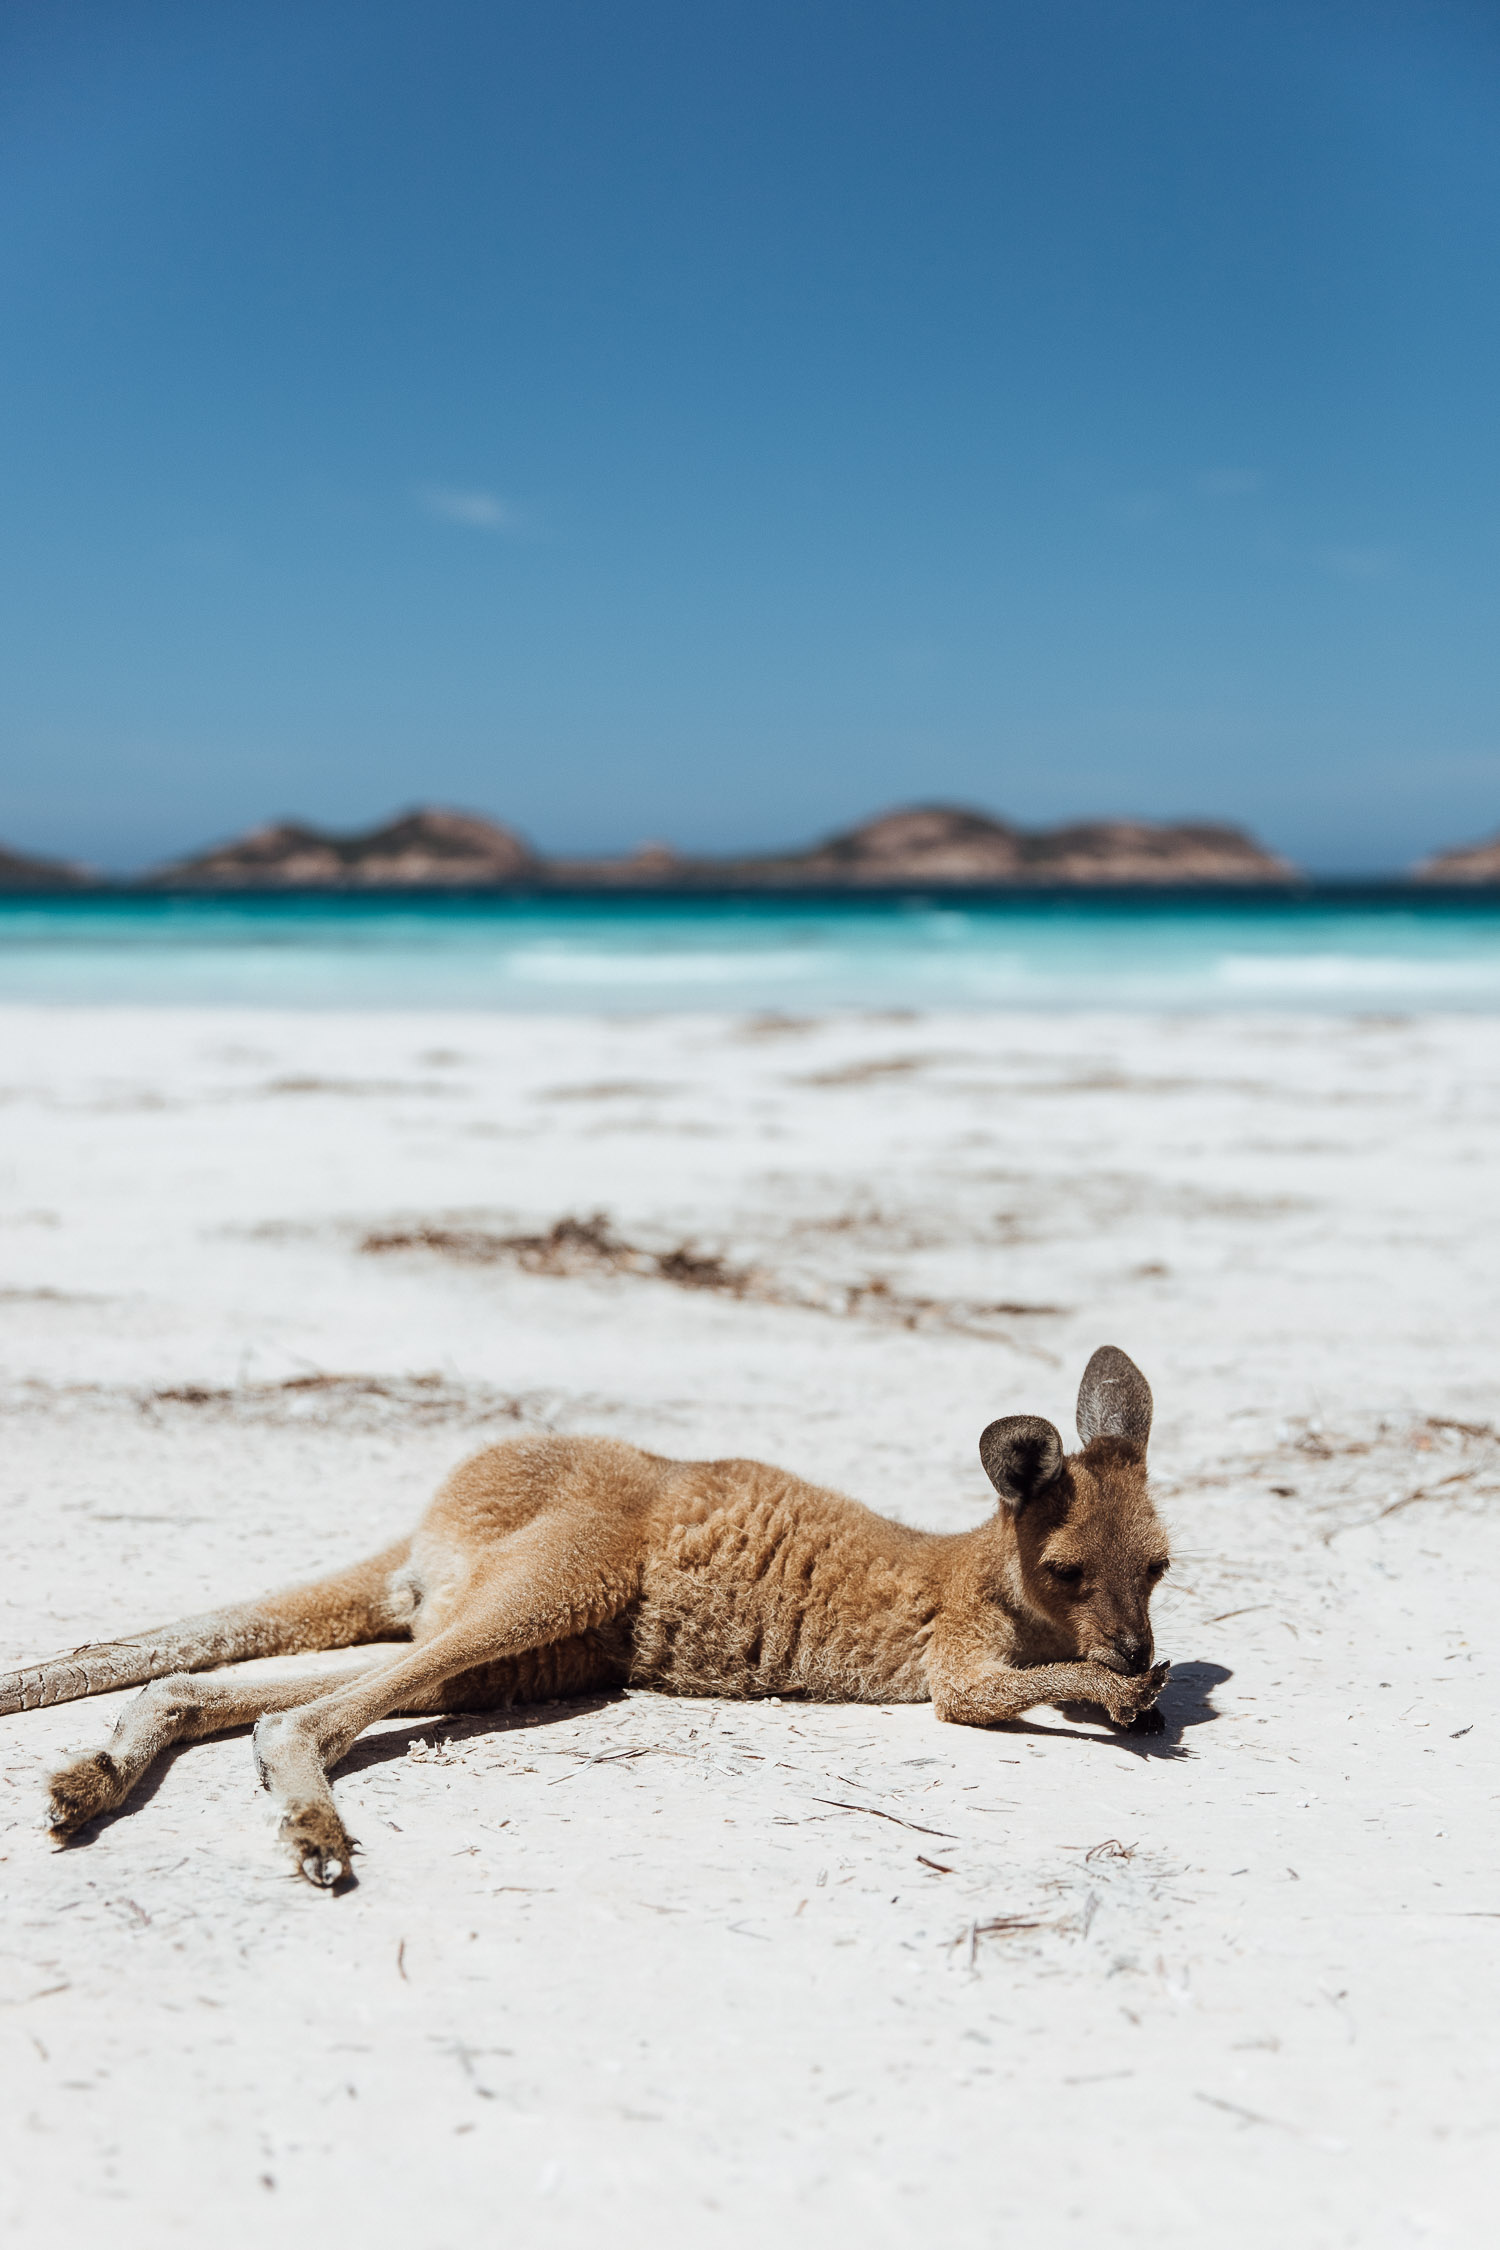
[140,1372,531,1429]
[359,1210,1066,1344]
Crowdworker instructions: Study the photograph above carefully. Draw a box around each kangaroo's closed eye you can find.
[1045,1561,1085,1586]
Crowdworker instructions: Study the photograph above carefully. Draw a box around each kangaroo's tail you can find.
[0,1539,414,1716]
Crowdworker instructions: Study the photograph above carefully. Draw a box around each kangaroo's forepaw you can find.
[1126,1704,1167,1735]
[279,1802,357,1889]
[1104,1659,1171,1730]
[46,1750,125,1837]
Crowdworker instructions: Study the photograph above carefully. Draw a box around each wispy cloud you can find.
[1196,468,1262,499]
[1316,542,1399,581]
[415,484,526,533]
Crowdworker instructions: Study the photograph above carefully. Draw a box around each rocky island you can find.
[142,808,541,889]
[553,805,1295,887]
[1413,831,1500,884]
[133,801,1296,890]
[0,839,93,891]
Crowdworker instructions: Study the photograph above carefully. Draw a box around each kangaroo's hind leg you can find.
[254,1523,640,1885]
[0,1539,415,1718]
[46,1657,389,1839]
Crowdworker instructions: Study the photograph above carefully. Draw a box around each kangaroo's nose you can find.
[1114,1634,1151,1673]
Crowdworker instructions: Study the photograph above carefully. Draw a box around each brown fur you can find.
[1,1347,1170,1888]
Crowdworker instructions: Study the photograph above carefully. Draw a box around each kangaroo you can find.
[1,1346,1170,1889]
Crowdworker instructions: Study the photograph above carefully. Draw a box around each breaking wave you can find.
[3,894,1500,1011]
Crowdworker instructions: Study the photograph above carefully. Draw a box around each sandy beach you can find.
[1,1001,1496,2248]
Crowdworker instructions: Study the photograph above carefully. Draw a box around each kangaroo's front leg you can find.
[929,1654,1170,1731]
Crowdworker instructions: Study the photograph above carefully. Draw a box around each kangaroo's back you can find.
[631,1455,946,1701]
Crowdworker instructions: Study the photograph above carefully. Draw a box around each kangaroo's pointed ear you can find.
[979,1415,1064,1510]
[1076,1346,1153,1448]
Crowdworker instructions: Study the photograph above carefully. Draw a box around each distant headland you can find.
[3,802,1500,892]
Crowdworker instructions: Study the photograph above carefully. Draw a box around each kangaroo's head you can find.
[977,1346,1169,1672]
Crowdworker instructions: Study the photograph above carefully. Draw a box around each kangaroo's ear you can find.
[1076,1345,1153,1448]
[978,1415,1064,1509]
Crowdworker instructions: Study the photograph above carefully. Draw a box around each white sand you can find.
[1,1003,1496,2248]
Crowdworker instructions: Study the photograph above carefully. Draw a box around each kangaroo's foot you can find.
[44,1669,215,1837]
[276,1796,357,1889]
[47,1748,130,1836]
[253,1707,358,1888]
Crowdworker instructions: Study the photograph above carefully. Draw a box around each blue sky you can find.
[2,0,1498,873]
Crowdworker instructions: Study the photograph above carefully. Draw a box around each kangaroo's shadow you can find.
[47,1692,628,1855]
[334,1668,1234,1778]
[1006,1659,1232,1760]
[1158,1660,1231,1730]
[333,1692,626,1776]
[48,1724,254,1850]
[1122,1659,1232,1757]
[46,1664,1231,1856]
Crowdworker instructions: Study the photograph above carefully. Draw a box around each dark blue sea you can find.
[3,889,1500,1010]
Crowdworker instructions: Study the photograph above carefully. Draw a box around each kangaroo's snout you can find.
[1097,1631,1153,1675]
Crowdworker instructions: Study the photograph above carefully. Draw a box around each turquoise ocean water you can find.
[4,891,1500,1011]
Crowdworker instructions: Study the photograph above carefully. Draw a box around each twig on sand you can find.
[396,1940,408,1981]
[1324,1469,1500,1543]
[954,1916,1051,1969]
[810,1796,957,1838]
[0,1983,71,2008]
[546,1745,660,1785]
[1194,2090,1344,2150]
[1194,2092,1292,2131]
